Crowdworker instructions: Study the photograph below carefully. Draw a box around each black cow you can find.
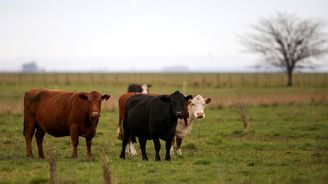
[120,90,192,161]
[127,84,152,94]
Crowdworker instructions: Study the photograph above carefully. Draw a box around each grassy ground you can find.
[0,73,328,183]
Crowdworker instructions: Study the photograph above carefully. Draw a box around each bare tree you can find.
[240,12,328,86]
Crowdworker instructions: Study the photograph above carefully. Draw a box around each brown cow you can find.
[23,89,110,159]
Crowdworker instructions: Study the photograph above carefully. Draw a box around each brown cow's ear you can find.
[101,94,110,101]
[160,95,170,102]
[147,84,152,88]
[185,95,192,101]
[205,98,212,104]
[79,93,88,100]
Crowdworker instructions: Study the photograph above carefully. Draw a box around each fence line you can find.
[0,73,327,87]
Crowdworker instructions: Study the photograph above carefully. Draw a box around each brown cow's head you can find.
[79,91,110,120]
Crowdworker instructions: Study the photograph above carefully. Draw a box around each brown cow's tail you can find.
[23,92,29,137]
[116,124,124,140]
[116,115,124,140]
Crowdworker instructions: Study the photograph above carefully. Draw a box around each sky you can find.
[0,0,328,72]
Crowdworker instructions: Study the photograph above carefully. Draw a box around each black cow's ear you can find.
[160,95,170,102]
[79,93,88,100]
[101,94,111,101]
[185,95,192,101]
[205,98,212,104]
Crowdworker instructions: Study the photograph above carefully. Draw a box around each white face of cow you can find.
[189,95,211,119]
[141,84,151,94]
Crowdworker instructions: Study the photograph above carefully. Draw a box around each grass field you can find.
[0,73,328,183]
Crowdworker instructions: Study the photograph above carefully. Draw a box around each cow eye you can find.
[191,103,195,106]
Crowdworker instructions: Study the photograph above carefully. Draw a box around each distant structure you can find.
[162,65,189,72]
[22,62,40,73]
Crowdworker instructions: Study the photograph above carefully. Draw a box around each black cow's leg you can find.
[120,131,129,159]
[139,137,148,161]
[176,137,183,155]
[35,126,46,159]
[86,138,92,158]
[70,131,79,159]
[153,137,161,161]
[165,140,172,161]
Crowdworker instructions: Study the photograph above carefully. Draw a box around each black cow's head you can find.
[79,91,110,120]
[160,90,192,119]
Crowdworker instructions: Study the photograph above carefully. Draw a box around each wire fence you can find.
[1,73,327,87]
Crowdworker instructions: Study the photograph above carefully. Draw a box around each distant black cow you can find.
[120,91,192,161]
[127,84,152,94]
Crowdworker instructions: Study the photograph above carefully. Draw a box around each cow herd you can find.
[23,84,211,161]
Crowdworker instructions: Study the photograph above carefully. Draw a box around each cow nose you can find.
[196,112,204,118]
[176,111,183,117]
[91,112,100,118]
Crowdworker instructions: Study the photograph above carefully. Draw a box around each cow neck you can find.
[187,105,196,125]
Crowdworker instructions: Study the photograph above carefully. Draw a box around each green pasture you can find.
[0,73,327,183]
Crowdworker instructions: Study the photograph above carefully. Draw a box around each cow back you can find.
[24,89,89,137]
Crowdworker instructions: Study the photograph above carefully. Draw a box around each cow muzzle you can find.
[90,112,100,118]
[175,111,184,118]
[195,112,205,119]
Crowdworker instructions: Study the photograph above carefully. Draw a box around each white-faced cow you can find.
[171,95,211,155]
[120,91,192,161]
[128,84,152,94]
[23,89,110,159]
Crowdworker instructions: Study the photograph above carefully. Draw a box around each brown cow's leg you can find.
[23,118,36,158]
[153,137,161,161]
[86,138,92,158]
[35,127,46,159]
[70,131,79,159]
[176,137,183,155]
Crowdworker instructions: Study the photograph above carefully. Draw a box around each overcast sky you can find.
[0,0,328,72]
